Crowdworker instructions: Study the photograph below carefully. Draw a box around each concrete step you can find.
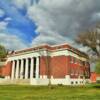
[0,79,30,85]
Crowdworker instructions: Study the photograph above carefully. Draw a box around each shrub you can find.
[0,75,5,78]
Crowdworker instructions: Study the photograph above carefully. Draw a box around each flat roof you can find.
[8,43,88,58]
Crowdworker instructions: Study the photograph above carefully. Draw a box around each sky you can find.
[0,0,100,51]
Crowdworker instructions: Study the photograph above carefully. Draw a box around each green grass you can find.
[0,84,100,100]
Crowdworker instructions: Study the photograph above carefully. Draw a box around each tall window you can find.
[18,60,21,78]
[23,59,26,79]
[28,58,31,78]
[33,57,36,78]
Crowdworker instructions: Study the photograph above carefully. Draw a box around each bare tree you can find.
[76,27,100,58]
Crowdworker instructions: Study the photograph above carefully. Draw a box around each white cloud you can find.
[12,0,32,9]
[0,9,5,17]
[0,21,8,30]
[32,32,74,45]
[4,17,12,22]
[0,33,27,50]
[79,46,89,53]
[0,25,28,50]
[0,4,27,50]
[27,0,100,46]
[91,12,100,22]
[0,18,27,50]
[12,0,39,8]
[0,17,12,30]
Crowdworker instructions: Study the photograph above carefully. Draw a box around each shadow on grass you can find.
[93,84,100,89]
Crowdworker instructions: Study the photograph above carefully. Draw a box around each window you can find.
[33,57,36,78]
[70,56,73,63]
[73,57,75,63]
[80,60,83,65]
[75,58,78,64]
[70,56,76,63]
[71,68,74,75]
[76,81,78,84]
[71,81,74,84]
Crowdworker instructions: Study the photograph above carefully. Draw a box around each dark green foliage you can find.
[96,80,100,84]
[0,75,4,78]
[0,45,7,58]
[95,60,100,74]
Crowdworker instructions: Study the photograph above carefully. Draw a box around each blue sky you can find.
[0,0,100,51]
[0,0,37,42]
[0,0,38,50]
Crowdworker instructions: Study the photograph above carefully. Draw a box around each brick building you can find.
[90,72,100,83]
[0,44,90,85]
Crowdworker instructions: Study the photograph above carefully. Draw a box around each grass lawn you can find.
[0,84,100,100]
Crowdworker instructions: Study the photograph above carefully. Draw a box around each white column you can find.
[36,57,39,79]
[11,60,15,79]
[15,60,19,79]
[20,59,24,79]
[25,58,29,79]
[30,57,34,79]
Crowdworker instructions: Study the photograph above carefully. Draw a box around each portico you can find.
[11,57,40,80]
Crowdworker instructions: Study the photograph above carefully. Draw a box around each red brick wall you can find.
[39,56,70,78]
[39,55,90,79]
[2,61,12,77]
[70,63,90,79]
[50,56,69,78]
[40,56,48,77]
[90,72,97,83]
[70,63,80,78]
[0,66,3,76]
[90,73,100,83]
[0,55,90,79]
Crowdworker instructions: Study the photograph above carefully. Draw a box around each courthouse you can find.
[0,44,90,85]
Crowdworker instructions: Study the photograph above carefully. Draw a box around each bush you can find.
[0,75,5,78]
[0,45,7,58]
[96,80,100,84]
[95,60,100,74]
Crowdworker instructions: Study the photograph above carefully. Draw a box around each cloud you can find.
[12,0,32,9]
[0,33,28,50]
[12,0,39,9]
[1,0,100,51]
[0,8,5,17]
[0,21,28,50]
[0,0,37,50]
[27,0,100,45]
[0,19,28,50]
[32,32,74,46]
[4,17,12,22]
[0,8,28,50]
[92,12,100,22]
[0,21,8,30]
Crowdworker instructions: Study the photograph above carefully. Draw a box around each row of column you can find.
[11,57,39,80]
